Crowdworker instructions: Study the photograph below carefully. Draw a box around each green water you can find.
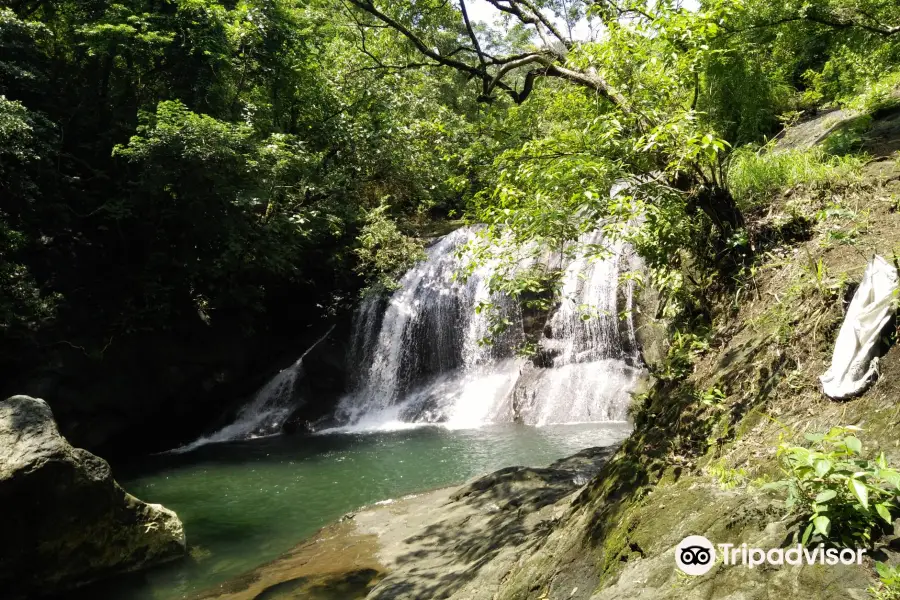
[71,422,630,599]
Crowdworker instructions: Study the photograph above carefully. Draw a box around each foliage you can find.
[870,562,900,600]
[773,427,900,547]
[736,0,900,107]
[657,329,711,382]
[706,458,748,490]
[340,0,894,338]
[0,218,60,334]
[2,0,897,385]
[0,0,481,374]
[848,71,900,115]
[354,203,426,292]
[727,146,864,207]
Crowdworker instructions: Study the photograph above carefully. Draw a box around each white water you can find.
[332,226,644,432]
[187,224,645,443]
[512,230,643,425]
[174,326,335,452]
[333,228,524,427]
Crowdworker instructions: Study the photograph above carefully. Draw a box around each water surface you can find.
[72,423,629,599]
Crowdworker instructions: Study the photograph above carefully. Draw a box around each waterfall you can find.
[511,231,643,424]
[333,228,524,430]
[173,326,335,452]
[330,226,644,432]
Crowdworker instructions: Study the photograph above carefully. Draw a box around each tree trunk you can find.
[691,184,745,236]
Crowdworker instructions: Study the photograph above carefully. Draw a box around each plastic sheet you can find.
[820,255,899,399]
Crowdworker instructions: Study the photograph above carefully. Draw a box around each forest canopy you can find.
[1,0,899,372]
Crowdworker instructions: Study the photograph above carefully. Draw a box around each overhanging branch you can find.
[342,0,636,112]
[725,8,900,37]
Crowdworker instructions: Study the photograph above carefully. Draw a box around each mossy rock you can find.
[0,395,187,598]
[592,481,870,599]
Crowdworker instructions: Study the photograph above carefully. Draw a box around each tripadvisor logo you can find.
[675,535,867,576]
[676,535,716,575]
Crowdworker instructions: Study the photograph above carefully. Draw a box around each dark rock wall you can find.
[3,311,354,458]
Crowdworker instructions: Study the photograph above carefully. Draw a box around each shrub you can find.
[870,562,900,600]
[847,71,900,116]
[354,203,426,292]
[772,427,900,547]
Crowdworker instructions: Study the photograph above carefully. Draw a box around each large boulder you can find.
[0,395,186,597]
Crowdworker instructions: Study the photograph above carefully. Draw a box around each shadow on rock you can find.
[367,445,619,600]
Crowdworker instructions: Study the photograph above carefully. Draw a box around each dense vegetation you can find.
[1,0,899,445]
[0,0,476,370]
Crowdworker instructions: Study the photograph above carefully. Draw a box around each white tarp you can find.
[820,255,899,399]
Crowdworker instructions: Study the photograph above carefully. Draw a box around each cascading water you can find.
[333,228,524,430]
[511,231,643,424]
[174,326,334,452]
[331,226,644,432]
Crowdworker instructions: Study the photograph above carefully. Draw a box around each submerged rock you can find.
[0,395,186,598]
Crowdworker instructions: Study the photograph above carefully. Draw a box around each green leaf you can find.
[878,468,900,488]
[813,515,831,536]
[795,466,815,477]
[876,503,893,524]
[848,478,869,509]
[814,459,832,477]
[801,522,814,545]
[814,489,837,503]
[845,436,862,454]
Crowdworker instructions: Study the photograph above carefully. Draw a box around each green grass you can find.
[726,146,865,207]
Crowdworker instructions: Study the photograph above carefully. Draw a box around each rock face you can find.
[631,274,669,373]
[0,395,186,598]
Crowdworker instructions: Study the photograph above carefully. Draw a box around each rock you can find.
[0,395,186,598]
[632,276,670,373]
[773,107,858,153]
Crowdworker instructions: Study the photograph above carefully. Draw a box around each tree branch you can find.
[517,0,572,48]
[482,0,539,25]
[725,9,900,37]
[343,0,637,113]
[546,64,634,114]
[459,0,490,96]
[487,53,552,95]
[345,0,484,78]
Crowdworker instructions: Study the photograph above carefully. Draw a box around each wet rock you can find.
[0,395,186,598]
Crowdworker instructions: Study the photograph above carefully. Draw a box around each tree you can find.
[340,0,749,253]
[0,0,482,378]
